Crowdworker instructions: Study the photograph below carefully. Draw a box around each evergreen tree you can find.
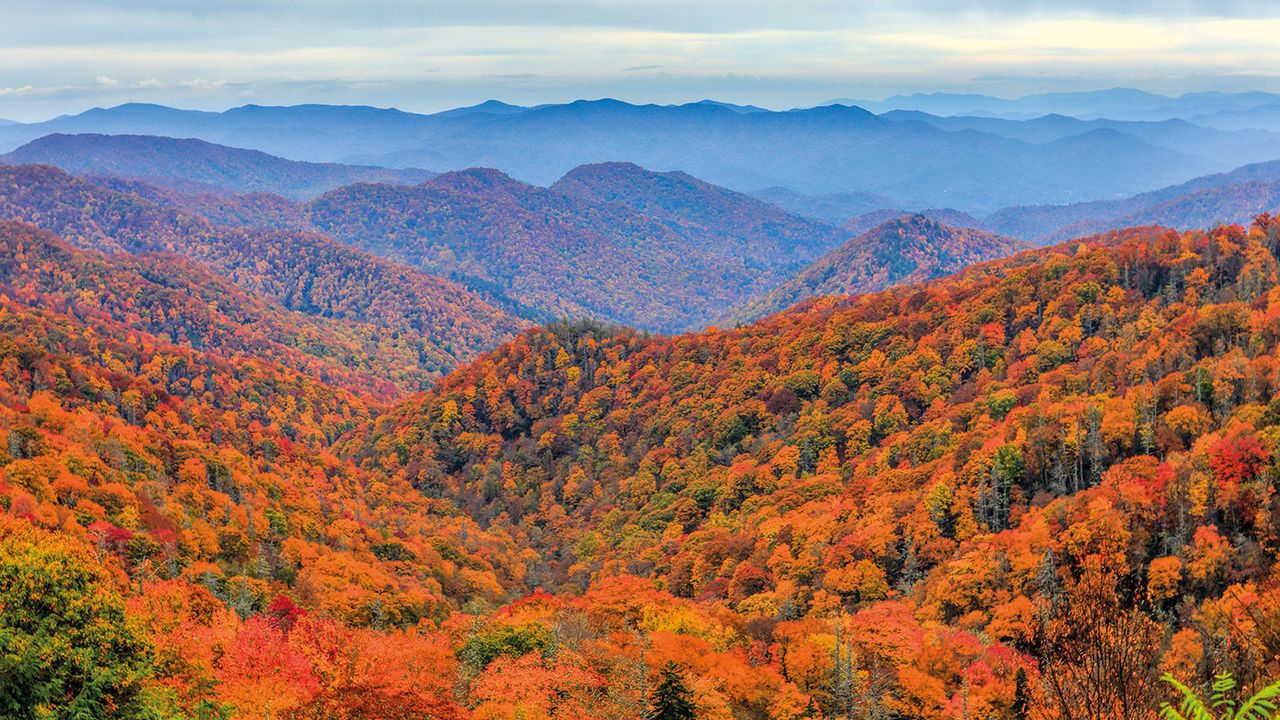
[644,662,697,720]
[1013,667,1030,720]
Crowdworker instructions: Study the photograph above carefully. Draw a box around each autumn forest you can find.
[9,17,1280,718]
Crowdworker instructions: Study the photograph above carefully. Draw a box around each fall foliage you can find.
[733,214,1027,322]
[0,164,527,392]
[309,165,842,332]
[4,157,1280,718]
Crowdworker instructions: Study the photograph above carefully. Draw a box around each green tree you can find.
[457,622,556,671]
[0,518,159,719]
[1013,667,1031,720]
[645,662,697,720]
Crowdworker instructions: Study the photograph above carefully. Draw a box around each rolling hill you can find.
[0,133,436,199]
[307,165,841,332]
[0,164,526,390]
[731,214,1026,321]
[549,161,837,266]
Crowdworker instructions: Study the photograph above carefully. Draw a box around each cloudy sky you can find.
[3,0,1280,121]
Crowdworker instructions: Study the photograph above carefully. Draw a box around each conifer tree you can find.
[644,662,697,720]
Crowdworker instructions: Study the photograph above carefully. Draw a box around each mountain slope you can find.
[9,198,1280,718]
[308,167,838,332]
[342,213,1280,717]
[550,161,837,265]
[732,214,1026,321]
[96,176,319,231]
[0,133,436,199]
[0,164,526,390]
[0,220,450,397]
[0,217,525,674]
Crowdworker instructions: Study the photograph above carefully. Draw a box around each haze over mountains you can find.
[843,87,1280,126]
[7,91,1280,211]
[0,133,436,199]
[984,157,1280,242]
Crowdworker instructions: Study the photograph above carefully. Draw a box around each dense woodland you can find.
[0,165,528,392]
[733,215,1026,322]
[3,147,1280,719]
[308,166,839,332]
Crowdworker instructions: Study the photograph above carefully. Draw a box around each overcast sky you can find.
[3,0,1280,121]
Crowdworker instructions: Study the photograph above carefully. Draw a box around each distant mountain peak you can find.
[733,214,1025,322]
[685,99,769,113]
[803,103,876,118]
[565,98,636,110]
[555,160,658,181]
[425,167,528,194]
[433,99,528,117]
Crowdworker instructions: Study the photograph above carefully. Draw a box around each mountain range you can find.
[5,98,1272,211]
[11,129,1280,325]
[1,134,862,331]
[840,87,1280,126]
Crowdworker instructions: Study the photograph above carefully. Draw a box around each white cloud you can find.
[1,2,1279,119]
[179,78,227,90]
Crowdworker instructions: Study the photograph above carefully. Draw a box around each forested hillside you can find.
[14,0,1280,716]
[0,164,526,391]
[4,164,1280,718]
[309,167,840,332]
[733,215,1025,321]
[339,213,1280,717]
